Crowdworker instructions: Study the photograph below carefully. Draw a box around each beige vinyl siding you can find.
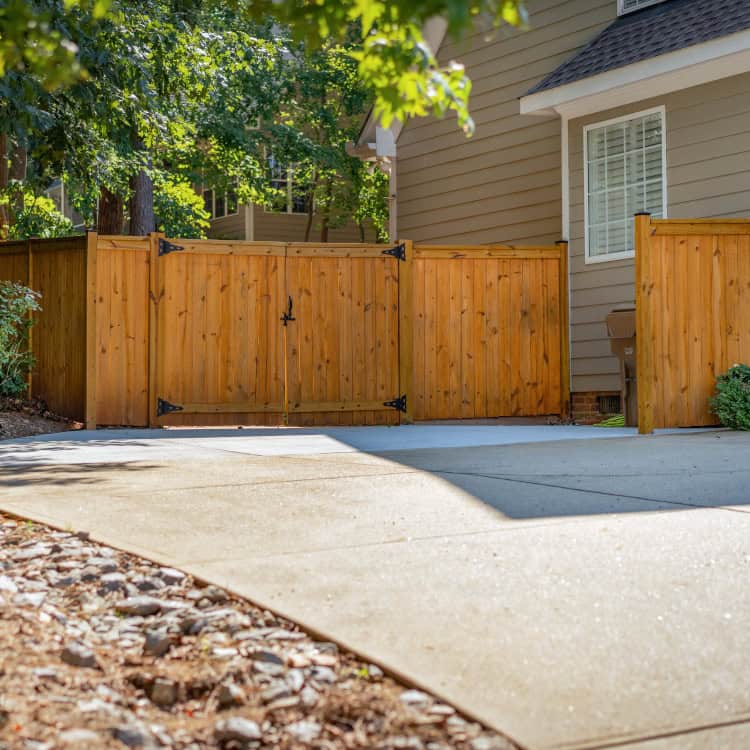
[208,204,371,242]
[253,208,371,243]
[397,0,617,244]
[208,210,245,240]
[569,71,750,392]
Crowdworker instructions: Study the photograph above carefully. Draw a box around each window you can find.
[266,156,311,214]
[202,183,239,220]
[584,107,666,263]
[618,0,666,15]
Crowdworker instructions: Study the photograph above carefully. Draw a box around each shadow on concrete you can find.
[1,424,747,520]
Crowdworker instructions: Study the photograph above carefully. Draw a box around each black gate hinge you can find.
[157,398,183,416]
[384,394,407,413]
[382,243,406,261]
[158,238,184,256]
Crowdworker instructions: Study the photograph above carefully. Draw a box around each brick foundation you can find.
[571,391,622,424]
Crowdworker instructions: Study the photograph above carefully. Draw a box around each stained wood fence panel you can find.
[95,237,150,426]
[411,245,568,420]
[636,216,750,432]
[28,237,88,421]
[285,245,400,426]
[152,239,286,426]
[0,241,29,285]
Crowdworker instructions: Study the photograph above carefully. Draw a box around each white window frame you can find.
[617,0,665,15]
[203,183,239,220]
[583,105,667,265]
[265,162,310,215]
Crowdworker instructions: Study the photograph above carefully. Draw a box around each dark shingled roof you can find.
[525,0,750,96]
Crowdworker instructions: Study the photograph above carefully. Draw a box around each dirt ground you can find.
[0,514,517,750]
[0,399,78,440]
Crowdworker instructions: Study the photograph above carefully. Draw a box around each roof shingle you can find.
[525,0,750,96]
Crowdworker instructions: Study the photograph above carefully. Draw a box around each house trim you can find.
[520,28,750,119]
[582,105,667,265]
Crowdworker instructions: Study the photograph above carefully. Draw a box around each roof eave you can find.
[520,28,750,119]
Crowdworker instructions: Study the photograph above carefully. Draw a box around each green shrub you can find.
[6,193,76,240]
[710,364,750,430]
[0,282,41,397]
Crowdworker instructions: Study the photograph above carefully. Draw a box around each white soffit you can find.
[520,28,750,119]
[357,16,448,147]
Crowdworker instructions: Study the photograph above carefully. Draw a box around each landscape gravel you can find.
[0,512,518,750]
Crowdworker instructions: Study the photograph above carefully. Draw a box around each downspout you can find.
[560,111,573,398]
[387,157,397,243]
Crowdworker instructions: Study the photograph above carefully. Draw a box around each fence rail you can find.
[635,215,750,433]
[0,233,570,427]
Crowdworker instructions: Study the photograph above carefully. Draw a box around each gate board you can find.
[152,240,287,426]
[412,246,566,420]
[636,217,750,432]
[284,245,400,426]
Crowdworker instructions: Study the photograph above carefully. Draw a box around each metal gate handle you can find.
[281,295,295,326]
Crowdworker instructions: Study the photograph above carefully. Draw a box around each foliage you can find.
[240,0,527,135]
[0,0,109,89]
[0,282,41,397]
[710,364,750,430]
[353,164,389,241]
[5,191,76,239]
[154,175,210,238]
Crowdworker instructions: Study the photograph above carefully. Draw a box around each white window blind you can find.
[618,0,665,15]
[584,109,666,262]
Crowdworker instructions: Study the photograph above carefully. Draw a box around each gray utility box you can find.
[606,308,637,427]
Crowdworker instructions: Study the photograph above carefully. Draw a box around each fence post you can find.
[556,240,571,420]
[84,231,98,429]
[147,232,163,427]
[635,213,654,434]
[398,239,414,424]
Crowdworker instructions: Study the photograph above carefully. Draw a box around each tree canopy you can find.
[0,0,526,240]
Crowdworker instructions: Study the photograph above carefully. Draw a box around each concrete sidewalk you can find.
[2,425,750,749]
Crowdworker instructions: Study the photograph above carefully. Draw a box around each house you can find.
[203,166,371,243]
[361,0,750,422]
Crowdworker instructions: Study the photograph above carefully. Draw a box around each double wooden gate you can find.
[151,239,401,426]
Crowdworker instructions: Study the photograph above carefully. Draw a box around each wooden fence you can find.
[0,233,570,428]
[635,215,750,433]
[410,244,569,420]
[0,235,93,424]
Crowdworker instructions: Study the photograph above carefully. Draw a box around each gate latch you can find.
[281,296,295,326]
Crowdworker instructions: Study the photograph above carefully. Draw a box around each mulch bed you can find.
[0,513,517,750]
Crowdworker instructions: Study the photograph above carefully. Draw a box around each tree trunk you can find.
[0,133,8,237]
[358,221,365,243]
[9,141,27,216]
[319,178,333,243]
[303,182,316,242]
[98,186,124,234]
[128,138,155,235]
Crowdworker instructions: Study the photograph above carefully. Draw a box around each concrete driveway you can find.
[2,425,750,750]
